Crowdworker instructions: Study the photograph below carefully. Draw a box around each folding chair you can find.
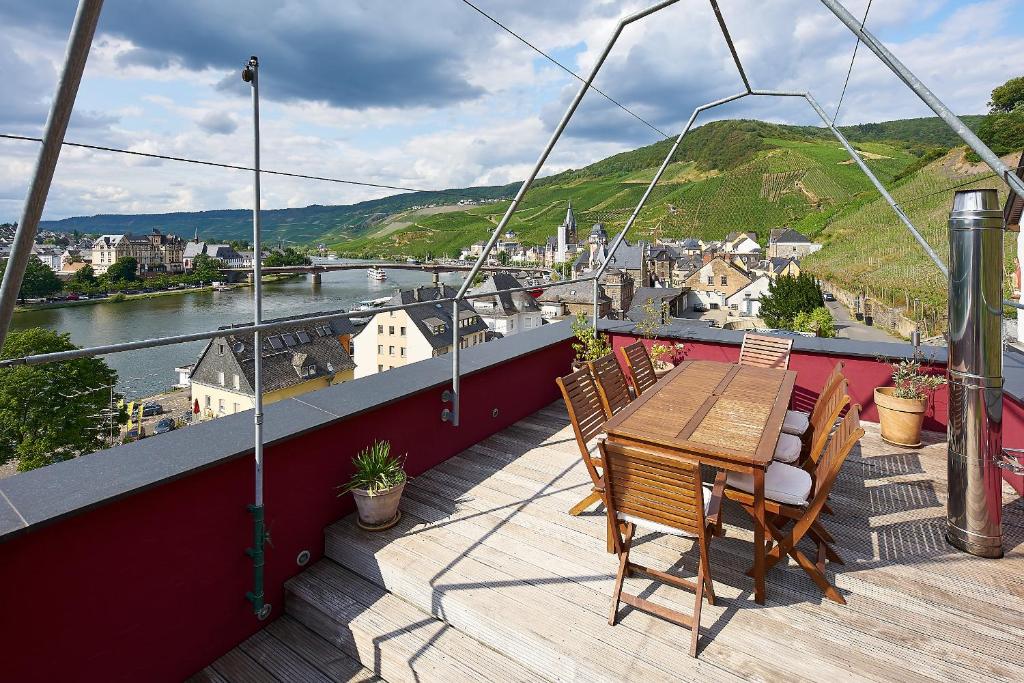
[782,361,845,437]
[773,378,850,466]
[620,340,658,396]
[738,333,793,370]
[724,406,865,604]
[588,352,633,416]
[601,439,726,657]
[555,367,609,518]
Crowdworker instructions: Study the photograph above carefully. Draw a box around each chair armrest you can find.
[706,471,727,526]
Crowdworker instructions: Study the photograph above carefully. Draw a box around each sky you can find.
[1,0,1023,222]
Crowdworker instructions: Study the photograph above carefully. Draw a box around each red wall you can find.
[609,332,1024,495]
[0,340,573,683]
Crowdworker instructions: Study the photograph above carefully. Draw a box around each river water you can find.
[11,261,465,398]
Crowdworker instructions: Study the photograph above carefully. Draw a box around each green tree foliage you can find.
[0,258,63,299]
[759,274,824,329]
[67,264,96,291]
[988,76,1024,113]
[793,307,836,338]
[969,76,1024,161]
[105,256,138,282]
[264,247,311,267]
[189,253,223,283]
[0,328,125,471]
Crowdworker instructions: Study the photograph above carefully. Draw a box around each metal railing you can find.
[3,0,1023,618]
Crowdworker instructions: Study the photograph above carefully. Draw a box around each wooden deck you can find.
[197,402,1024,682]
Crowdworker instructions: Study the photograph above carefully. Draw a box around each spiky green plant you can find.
[339,441,406,496]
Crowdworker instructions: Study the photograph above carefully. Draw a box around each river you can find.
[11,261,465,398]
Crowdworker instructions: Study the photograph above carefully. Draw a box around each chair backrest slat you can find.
[808,377,851,461]
[809,361,845,426]
[621,341,657,396]
[600,440,704,537]
[589,353,632,416]
[556,367,608,471]
[738,333,793,370]
[811,405,864,504]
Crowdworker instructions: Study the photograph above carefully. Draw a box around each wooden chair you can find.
[724,406,865,604]
[555,367,609,518]
[620,341,657,396]
[738,333,793,370]
[600,439,726,657]
[588,353,632,416]
[783,361,845,437]
[773,377,851,466]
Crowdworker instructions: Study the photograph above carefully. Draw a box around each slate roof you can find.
[385,284,489,350]
[574,238,646,272]
[649,244,679,261]
[769,256,799,274]
[626,287,684,322]
[769,227,812,244]
[191,314,357,395]
[536,281,610,305]
[680,238,700,249]
[470,273,541,316]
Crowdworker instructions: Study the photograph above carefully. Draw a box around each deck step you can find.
[285,559,537,683]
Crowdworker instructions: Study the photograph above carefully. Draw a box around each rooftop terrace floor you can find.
[197,402,1024,682]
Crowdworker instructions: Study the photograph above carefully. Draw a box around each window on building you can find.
[721,275,728,286]
[233,374,239,390]
[389,346,395,355]
[509,320,514,330]
[400,326,406,336]
[377,344,383,354]
[205,396,211,408]
[706,275,713,285]
[218,398,225,413]
[218,343,224,355]
[233,403,239,413]
[389,326,394,335]
[378,324,383,334]
[217,371,225,386]
[378,364,383,372]
[400,347,406,357]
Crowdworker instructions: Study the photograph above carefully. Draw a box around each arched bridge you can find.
[219,261,553,284]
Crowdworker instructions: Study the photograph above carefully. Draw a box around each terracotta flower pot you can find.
[874,387,927,448]
[352,480,406,530]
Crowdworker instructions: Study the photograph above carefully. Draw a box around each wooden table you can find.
[603,359,796,604]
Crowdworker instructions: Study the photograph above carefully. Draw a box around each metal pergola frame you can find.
[2,0,1023,618]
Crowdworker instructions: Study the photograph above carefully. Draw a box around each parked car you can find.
[692,303,708,313]
[141,402,163,417]
[823,292,836,302]
[65,293,79,301]
[153,418,176,434]
[124,425,146,441]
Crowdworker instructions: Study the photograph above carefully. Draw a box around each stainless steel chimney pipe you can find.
[946,189,1004,558]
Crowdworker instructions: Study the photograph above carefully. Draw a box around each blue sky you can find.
[1,0,1022,221]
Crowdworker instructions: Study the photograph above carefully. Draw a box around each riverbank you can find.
[13,273,301,312]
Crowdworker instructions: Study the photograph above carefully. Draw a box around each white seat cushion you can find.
[727,462,812,506]
[773,433,802,464]
[782,409,810,435]
[616,485,713,538]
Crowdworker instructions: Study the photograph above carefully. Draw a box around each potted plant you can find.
[570,311,612,369]
[339,440,407,531]
[649,342,686,377]
[874,357,946,448]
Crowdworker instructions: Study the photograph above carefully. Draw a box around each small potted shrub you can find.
[339,440,407,531]
[649,342,686,377]
[875,357,946,448]
[570,311,612,369]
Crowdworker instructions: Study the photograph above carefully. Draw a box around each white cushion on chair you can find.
[616,485,714,538]
[782,409,810,435]
[727,462,812,506]
[773,433,802,464]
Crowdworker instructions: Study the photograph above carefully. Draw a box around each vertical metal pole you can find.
[819,0,1024,203]
[0,0,103,350]
[592,278,600,333]
[946,189,1003,558]
[451,300,460,427]
[243,55,270,619]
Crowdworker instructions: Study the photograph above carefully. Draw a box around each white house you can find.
[726,275,773,317]
[469,273,543,337]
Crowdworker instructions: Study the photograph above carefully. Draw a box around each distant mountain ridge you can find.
[40,114,983,249]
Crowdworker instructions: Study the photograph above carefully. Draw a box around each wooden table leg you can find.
[753,468,766,604]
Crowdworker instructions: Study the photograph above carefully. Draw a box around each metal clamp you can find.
[997,448,1024,475]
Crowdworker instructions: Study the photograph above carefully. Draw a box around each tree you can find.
[105,256,138,282]
[68,264,96,291]
[758,274,824,329]
[0,328,125,471]
[793,307,836,338]
[189,253,223,283]
[0,258,63,299]
[970,76,1024,161]
[989,76,1024,113]
[264,247,311,267]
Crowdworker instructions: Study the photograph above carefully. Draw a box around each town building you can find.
[726,274,773,317]
[469,273,543,337]
[183,241,245,270]
[555,201,578,264]
[31,244,63,271]
[90,230,185,275]
[648,244,680,286]
[351,284,488,378]
[683,256,752,310]
[573,223,650,288]
[626,287,687,322]
[768,227,821,259]
[189,315,356,419]
[535,281,612,321]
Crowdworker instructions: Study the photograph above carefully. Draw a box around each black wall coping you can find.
[0,320,575,543]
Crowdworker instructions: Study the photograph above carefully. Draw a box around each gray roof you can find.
[649,244,679,261]
[573,238,646,272]
[386,284,489,350]
[536,281,610,305]
[626,287,684,322]
[770,228,812,244]
[680,238,700,248]
[191,315,356,395]
[470,273,541,316]
[183,241,205,259]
